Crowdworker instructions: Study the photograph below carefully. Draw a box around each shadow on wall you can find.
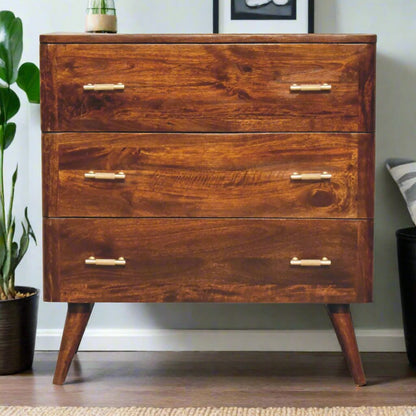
[93,302,334,331]
[358,50,416,329]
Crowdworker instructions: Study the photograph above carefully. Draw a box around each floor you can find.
[1,352,416,407]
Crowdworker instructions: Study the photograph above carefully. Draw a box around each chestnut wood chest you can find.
[40,34,376,385]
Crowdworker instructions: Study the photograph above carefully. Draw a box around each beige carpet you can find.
[0,408,416,416]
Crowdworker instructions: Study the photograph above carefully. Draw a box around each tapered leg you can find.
[326,304,366,386]
[53,303,94,385]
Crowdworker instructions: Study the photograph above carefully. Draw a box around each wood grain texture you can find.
[326,304,366,386]
[53,303,94,385]
[42,132,373,219]
[40,34,376,386]
[40,33,377,44]
[359,43,376,132]
[358,218,374,302]
[43,218,372,304]
[40,43,57,136]
[40,43,375,133]
[357,132,375,221]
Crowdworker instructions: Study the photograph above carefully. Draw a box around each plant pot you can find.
[0,286,39,375]
[85,14,117,33]
[396,227,416,366]
[85,0,117,33]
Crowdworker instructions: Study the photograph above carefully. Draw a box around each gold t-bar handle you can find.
[85,257,126,266]
[290,83,332,92]
[290,257,332,267]
[83,83,125,91]
[84,171,126,180]
[290,172,332,181]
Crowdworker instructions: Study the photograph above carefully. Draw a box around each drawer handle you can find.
[85,257,126,266]
[83,83,125,91]
[290,172,332,181]
[290,83,332,92]
[290,257,331,267]
[84,171,126,180]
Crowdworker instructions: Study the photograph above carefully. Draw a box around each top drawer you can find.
[41,42,375,133]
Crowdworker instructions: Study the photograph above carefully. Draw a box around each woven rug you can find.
[0,408,416,416]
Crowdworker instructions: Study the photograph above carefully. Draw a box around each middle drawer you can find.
[43,133,373,218]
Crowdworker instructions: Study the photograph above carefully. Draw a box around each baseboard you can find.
[35,329,406,352]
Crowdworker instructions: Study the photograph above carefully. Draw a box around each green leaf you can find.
[0,12,14,84]
[17,223,28,267]
[0,11,23,85]
[0,121,16,152]
[11,165,17,184]
[11,242,18,260]
[7,165,17,230]
[24,207,36,244]
[3,121,15,149]
[17,62,39,103]
[14,207,36,269]
[2,218,15,280]
[0,218,6,270]
[17,206,37,265]
[0,87,20,123]
[9,241,18,274]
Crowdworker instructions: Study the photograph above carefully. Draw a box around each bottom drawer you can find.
[43,219,373,303]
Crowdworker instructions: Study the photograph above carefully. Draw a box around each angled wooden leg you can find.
[326,304,366,386]
[53,303,94,385]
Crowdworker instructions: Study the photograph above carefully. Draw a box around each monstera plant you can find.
[0,10,39,300]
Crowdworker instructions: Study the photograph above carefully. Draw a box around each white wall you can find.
[0,0,415,350]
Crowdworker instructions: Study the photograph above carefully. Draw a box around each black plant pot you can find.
[396,227,416,366]
[0,286,39,375]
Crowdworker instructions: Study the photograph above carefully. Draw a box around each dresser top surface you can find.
[40,33,377,44]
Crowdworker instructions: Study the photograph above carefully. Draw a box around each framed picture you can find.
[213,0,314,34]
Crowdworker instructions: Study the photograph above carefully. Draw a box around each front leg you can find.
[53,303,94,385]
[326,304,366,386]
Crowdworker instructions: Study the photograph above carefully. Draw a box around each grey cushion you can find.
[386,158,416,225]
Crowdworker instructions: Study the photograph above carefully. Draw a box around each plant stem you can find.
[92,0,108,14]
[0,128,6,241]
[8,274,15,298]
[0,88,8,297]
[0,147,5,230]
[0,139,4,221]
[0,126,4,297]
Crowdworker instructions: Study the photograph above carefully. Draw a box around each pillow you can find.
[386,158,416,225]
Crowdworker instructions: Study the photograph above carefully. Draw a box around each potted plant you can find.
[0,10,40,375]
[85,0,117,33]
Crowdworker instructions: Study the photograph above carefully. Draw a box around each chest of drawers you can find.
[40,34,376,385]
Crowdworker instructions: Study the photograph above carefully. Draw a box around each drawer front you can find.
[43,133,374,219]
[41,43,375,133]
[43,218,373,303]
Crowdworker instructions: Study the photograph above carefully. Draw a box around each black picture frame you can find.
[213,0,314,34]
[231,1,296,21]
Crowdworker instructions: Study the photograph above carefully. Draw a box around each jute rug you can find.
[0,408,416,416]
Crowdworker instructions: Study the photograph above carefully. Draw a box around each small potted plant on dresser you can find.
[0,10,40,375]
[85,0,117,33]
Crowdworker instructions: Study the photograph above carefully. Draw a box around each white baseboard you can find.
[35,329,406,352]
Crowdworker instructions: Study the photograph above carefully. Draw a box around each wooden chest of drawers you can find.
[40,34,376,385]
